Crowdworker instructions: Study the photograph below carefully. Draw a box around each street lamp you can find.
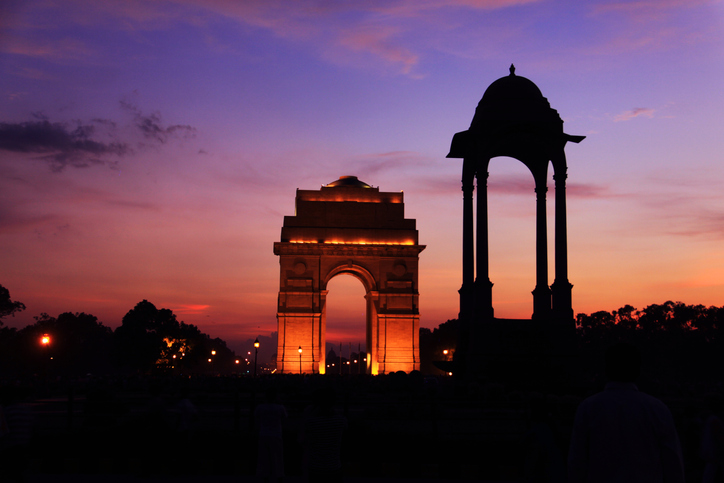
[298,346,302,374]
[254,338,260,378]
[41,334,50,346]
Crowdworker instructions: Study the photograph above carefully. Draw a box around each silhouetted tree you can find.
[113,300,236,374]
[114,300,169,373]
[18,312,113,376]
[576,301,724,383]
[0,284,26,323]
[420,318,458,374]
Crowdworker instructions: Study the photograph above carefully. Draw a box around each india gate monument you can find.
[274,176,425,374]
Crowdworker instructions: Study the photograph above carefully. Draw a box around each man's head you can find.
[605,342,641,382]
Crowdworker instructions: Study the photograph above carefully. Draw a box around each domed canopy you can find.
[471,64,560,126]
[325,176,373,188]
[480,64,543,105]
[447,65,584,160]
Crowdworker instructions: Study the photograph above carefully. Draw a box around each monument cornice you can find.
[274,242,425,257]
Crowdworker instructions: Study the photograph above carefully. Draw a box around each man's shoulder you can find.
[579,383,672,415]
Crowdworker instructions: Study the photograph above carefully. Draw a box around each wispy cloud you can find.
[171,304,211,315]
[614,107,655,122]
[0,102,196,171]
[0,119,129,171]
[6,0,541,77]
[119,101,196,144]
[339,26,419,75]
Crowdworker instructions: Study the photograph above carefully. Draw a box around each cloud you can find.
[350,151,434,178]
[591,0,713,20]
[120,101,196,144]
[170,304,211,315]
[668,211,724,239]
[0,102,196,171]
[415,172,614,199]
[0,119,129,171]
[12,0,538,76]
[339,26,419,74]
[614,107,655,122]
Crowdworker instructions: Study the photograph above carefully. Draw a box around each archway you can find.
[326,273,367,358]
[487,156,536,318]
[273,176,425,374]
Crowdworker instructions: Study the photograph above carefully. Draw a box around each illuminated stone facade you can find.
[273,176,425,374]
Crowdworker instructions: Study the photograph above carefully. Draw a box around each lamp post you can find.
[254,338,260,378]
[40,333,51,375]
[298,346,302,374]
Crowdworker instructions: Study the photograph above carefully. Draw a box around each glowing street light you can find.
[298,346,303,374]
[253,338,260,378]
[41,334,50,346]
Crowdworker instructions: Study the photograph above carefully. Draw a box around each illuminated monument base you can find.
[274,176,425,375]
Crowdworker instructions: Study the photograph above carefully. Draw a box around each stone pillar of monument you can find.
[532,181,551,320]
[551,165,574,322]
[474,170,494,321]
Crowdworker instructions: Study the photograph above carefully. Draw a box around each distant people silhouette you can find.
[522,394,566,482]
[254,386,288,483]
[700,395,724,483]
[568,343,685,482]
[0,385,34,483]
[300,386,347,483]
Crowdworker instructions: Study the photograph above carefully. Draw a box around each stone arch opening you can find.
[324,272,367,371]
[273,176,425,374]
[324,272,367,344]
[487,156,537,317]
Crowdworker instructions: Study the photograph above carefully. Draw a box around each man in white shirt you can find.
[568,343,684,483]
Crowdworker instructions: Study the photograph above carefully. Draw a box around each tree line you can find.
[4,282,722,380]
[0,285,237,377]
[421,301,724,382]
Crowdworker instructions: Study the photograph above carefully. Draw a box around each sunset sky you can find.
[1,0,723,354]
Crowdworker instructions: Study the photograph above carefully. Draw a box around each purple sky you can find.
[1,0,723,353]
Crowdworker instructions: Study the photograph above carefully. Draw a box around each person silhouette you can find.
[567,343,684,482]
[300,386,347,483]
[255,386,288,483]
